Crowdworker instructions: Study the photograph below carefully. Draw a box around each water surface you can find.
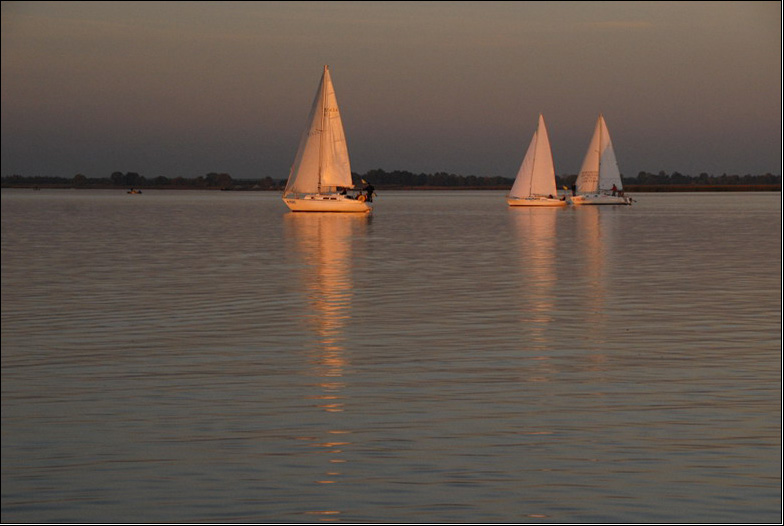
[2,189,781,522]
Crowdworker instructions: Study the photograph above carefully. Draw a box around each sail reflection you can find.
[284,212,370,497]
[511,207,559,351]
[576,206,607,341]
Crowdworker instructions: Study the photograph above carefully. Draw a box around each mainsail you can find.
[509,114,557,199]
[284,66,353,196]
[575,115,623,195]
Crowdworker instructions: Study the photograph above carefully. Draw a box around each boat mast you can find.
[597,114,603,189]
[529,126,537,196]
[317,65,328,194]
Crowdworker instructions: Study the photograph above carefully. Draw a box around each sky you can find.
[1,1,781,181]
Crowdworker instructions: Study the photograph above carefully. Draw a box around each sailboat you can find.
[507,114,566,207]
[570,115,632,205]
[282,66,372,213]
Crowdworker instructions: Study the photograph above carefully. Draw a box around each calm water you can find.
[1,189,781,523]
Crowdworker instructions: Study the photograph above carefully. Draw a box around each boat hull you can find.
[507,196,567,207]
[570,194,632,206]
[283,194,373,213]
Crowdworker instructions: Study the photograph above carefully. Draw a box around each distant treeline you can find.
[1,169,780,191]
[0,171,282,190]
[360,169,781,190]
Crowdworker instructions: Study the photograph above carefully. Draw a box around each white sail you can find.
[575,114,623,194]
[509,114,557,199]
[284,66,353,196]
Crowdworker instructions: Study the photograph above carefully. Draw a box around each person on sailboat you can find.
[363,182,375,202]
[612,184,618,196]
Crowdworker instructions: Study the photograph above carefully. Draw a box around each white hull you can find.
[570,194,632,206]
[507,196,567,207]
[283,194,373,213]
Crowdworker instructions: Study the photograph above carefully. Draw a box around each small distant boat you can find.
[571,115,633,206]
[127,188,142,194]
[282,66,373,213]
[507,114,566,207]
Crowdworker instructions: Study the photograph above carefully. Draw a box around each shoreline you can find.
[2,184,781,192]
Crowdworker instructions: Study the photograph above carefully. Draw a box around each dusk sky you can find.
[1,1,781,181]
